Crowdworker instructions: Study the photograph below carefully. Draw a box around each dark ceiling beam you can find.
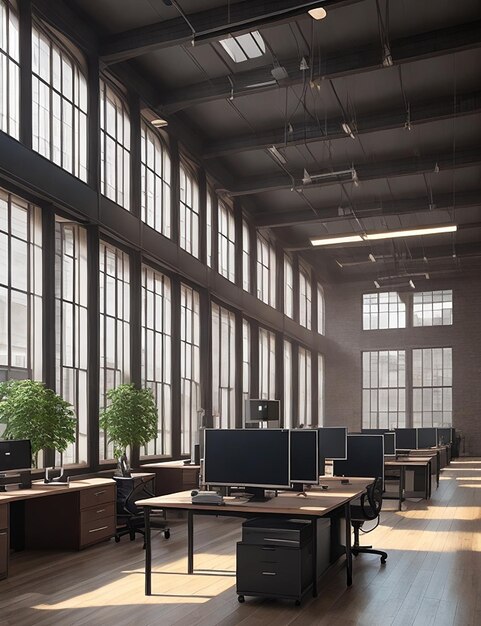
[223,147,480,196]
[100,0,360,65]
[203,91,481,158]
[254,190,481,228]
[158,20,481,112]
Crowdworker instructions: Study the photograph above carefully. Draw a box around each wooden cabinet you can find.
[79,484,116,549]
[0,504,8,580]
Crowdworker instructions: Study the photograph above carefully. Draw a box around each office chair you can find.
[114,475,170,545]
[350,477,387,564]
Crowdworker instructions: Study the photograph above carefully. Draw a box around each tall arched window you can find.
[141,120,171,237]
[32,21,88,180]
[100,78,130,209]
[0,0,19,139]
[179,160,199,257]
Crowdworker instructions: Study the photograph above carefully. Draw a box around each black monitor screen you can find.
[0,439,32,472]
[437,428,454,445]
[246,400,280,422]
[334,435,384,482]
[204,429,290,489]
[383,432,396,455]
[395,428,417,450]
[290,430,318,484]
[318,427,347,460]
[417,428,438,448]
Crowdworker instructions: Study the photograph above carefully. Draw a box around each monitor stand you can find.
[248,487,272,502]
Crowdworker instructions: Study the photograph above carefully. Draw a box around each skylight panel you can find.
[219,31,266,63]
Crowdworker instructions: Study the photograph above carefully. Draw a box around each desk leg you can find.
[144,508,152,596]
[426,465,430,500]
[398,468,404,511]
[312,518,318,597]
[187,510,194,574]
[344,503,352,587]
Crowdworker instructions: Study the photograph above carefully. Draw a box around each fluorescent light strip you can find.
[364,225,457,240]
[311,235,363,246]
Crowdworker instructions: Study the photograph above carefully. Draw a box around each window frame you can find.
[0,0,20,139]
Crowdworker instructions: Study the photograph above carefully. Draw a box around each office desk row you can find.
[137,477,373,597]
[0,478,116,580]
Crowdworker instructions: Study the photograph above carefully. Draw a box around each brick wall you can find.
[324,276,481,455]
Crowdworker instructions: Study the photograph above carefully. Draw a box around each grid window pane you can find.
[257,234,276,307]
[284,340,292,429]
[284,255,293,318]
[412,347,452,427]
[100,78,130,209]
[0,0,19,139]
[299,264,312,330]
[318,354,324,426]
[317,284,325,335]
[179,162,199,258]
[181,284,201,455]
[141,266,172,457]
[99,241,130,460]
[242,220,250,292]
[298,347,312,427]
[212,303,236,428]
[242,319,250,423]
[362,292,406,330]
[218,202,235,282]
[140,121,171,237]
[362,350,406,428]
[259,327,275,399]
[413,290,453,327]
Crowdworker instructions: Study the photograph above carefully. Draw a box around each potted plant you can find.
[0,379,76,468]
[99,383,158,475]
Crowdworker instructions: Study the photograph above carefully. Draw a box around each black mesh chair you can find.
[114,475,170,544]
[350,477,387,564]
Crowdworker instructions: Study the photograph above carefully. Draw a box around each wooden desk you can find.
[139,460,200,496]
[385,457,431,509]
[137,477,372,597]
[0,478,116,580]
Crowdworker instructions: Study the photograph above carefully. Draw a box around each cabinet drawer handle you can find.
[262,572,276,576]
[94,491,106,497]
[264,537,297,544]
[261,547,275,551]
[0,531,7,536]
[89,525,108,534]
[96,509,106,514]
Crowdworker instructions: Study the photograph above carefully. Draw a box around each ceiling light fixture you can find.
[352,169,360,187]
[268,145,287,165]
[382,44,393,67]
[341,122,355,139]
[299,57,309,71]
[369,253,376,263]
[364,224,457,241]
[310,234,364,246]
[374,280,381,288]
[302,168,355,185]
[151,118,168,128]
[409,280,415,289]
[245,79,277,89]
[308,7,327,20]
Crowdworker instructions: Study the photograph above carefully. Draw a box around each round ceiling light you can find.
[308,7,327,20]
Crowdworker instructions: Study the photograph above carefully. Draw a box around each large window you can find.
[318,354,324,426]
[242,219,250,292]
[242,319,250,424]
[0,0,19,139]
[362,350,406,429]
[141,266,172,457]
[363,292,406,330]
[257,234,276,307]
[218,201,235,282]
[55,219,88,466]
[299,264,312,329]
[284,254,293,318]
[413,348,452,427]
[180,283,200,455]
[99,242,130,461]
[32,22,88,181]
[284,340,292,428]
[259,327,275,399]
[413,290,453,327]
[317,284,325,335]
[212,303,236,428]
[179,161,199,258]
[298,347,312,427]
[0,188,42,382]
[100,78,130,209]
[206,188,213,268]
[140,121,171,237]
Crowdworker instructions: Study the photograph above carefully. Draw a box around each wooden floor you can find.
[1,458,481,626]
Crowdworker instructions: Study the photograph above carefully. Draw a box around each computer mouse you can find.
[191,490,199,496]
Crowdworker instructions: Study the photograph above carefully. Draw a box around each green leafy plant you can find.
[0,380,76,465]
[99,384,158,465]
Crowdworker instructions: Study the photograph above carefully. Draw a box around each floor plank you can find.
[1,458,480,625]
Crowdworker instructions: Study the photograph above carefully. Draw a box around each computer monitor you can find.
[0,439,32,472]
[437,427,454,445]
[318,427,347,460]
[333,435,384,483]
[383,432,396,456]
[245,399,280,422]
[290,429,319,485]
[394,428,417,450]
[417,428,438,448]
[204,429,290,500]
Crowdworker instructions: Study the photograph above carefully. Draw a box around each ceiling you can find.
[70,0,481,285]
